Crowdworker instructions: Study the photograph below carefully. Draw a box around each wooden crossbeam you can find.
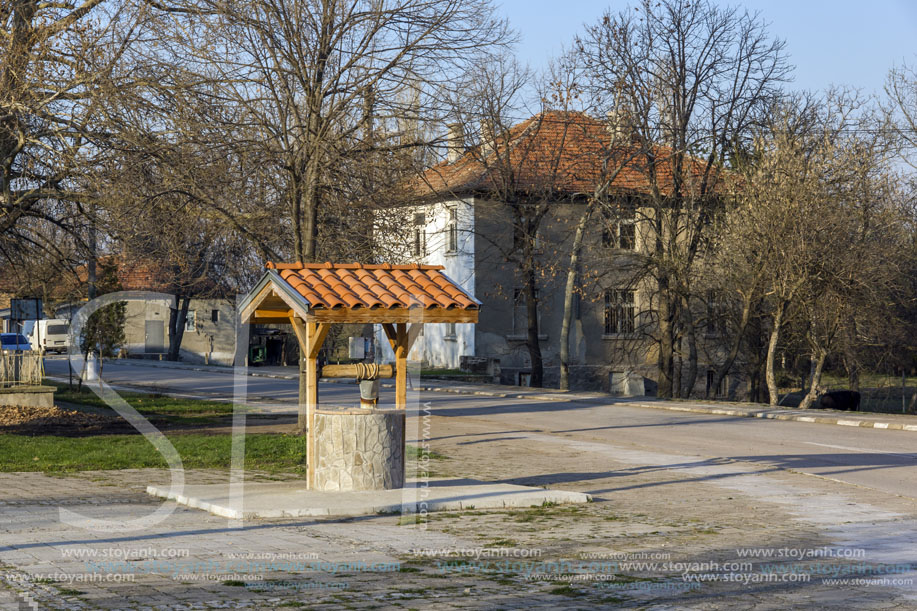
[405,323,423,353]
[320,364,395,379]
[309,307,477,324]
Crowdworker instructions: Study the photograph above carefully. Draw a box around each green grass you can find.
[0,433,307,473]
[406,444,448,461]
[549,585,581,597]
[47,380,235,417]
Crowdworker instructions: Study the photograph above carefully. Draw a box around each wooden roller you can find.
[320,363,395,379]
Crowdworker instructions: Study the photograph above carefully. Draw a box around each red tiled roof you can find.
[73,255,223,295]
[266,262,479,310]
[410,110,715,199]
[74,256,173,292]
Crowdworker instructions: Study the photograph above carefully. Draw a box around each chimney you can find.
[446,122,465,163]
[480,119,495,155]
[606,109,630,142]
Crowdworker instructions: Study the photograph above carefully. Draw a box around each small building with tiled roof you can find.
[384,110,727,394]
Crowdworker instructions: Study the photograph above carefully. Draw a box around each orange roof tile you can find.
[266,262,480,310]
[409,110,717,200]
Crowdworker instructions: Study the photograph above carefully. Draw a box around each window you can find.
[533,227,544,254]
[211,309,220,323]
[604,289,635,335]
[601,203,636,250]
[184,310,196,332]
[512,288,542,336]
[412,212,426,257]
[706,370,726,398]
[447,207,458,252]
[705,290,724,336]
[445,322,457,339]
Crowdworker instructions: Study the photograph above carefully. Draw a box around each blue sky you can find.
[495,0,917,97]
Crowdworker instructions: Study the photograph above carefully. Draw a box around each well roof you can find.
[265,262,480,311]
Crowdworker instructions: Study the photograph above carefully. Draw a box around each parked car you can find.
[0,333,32,352]
[28,319,71,354]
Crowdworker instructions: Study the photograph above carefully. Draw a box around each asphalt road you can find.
[43,357,917,502]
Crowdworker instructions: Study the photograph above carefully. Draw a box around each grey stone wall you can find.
[312,409,405,491]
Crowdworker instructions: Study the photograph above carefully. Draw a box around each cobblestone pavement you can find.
[2,422,917,608]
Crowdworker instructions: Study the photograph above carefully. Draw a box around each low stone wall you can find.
[312,408,405,492]
[0,386,55,408]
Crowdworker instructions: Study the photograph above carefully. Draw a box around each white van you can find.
[29,319,71,354]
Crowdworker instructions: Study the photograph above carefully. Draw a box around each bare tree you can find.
[551,53,646,390]
[163,0,512,264]
[718,92,905,407]
[0,2,175,258]
[573,0,789,398]
[437,56,552,385]
[887,62,917,170]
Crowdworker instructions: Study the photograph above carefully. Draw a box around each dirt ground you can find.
[0,403,298,436]
[2,404,915,608]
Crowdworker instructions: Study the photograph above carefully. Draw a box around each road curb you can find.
[622,401,917,432]
[78,359,917,431]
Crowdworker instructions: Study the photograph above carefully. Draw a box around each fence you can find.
[0,351,44,387]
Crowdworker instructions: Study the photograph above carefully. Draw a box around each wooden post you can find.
[291,316,329,489]
[290,317,309,434]
[395,323,408,409]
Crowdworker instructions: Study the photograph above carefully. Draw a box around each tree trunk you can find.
[673,348,682,399]
[681,299,698,398]
[167,296,191,361]
[524,260,543,388]
[708,294,753,399]
[291,175,305,264]
[657,278,675,398]
[765,302,786,406]
[798,350,827,410]
[302,171,320,262]
[559,201,595,390]
[843,320,860,392]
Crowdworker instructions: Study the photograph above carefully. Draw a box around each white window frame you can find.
[412,212,426,257]
[601,204,636,250]
[446,206,458,253]
[603,289,635,335]
[184,310,197,332]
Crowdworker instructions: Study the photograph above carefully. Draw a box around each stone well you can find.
[312,407,405,492]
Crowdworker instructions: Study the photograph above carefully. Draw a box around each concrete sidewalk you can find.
[98,357,917,432]
[147,478,592,519]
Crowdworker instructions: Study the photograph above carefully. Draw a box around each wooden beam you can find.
[308,322,331,359]
[254,308,293,319]
[289,316,309,439]
[320,364,395,379]
[239,283,275,323]
[381,323,397,351]
[290,316,308,352]
[405,323,423,353]
[309,307,478,324]
[395,322,408,410]
[249,317,296,324]
[305,321,320,490]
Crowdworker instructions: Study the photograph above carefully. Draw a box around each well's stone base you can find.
[0,386,55,408]
[313,408,405,491]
